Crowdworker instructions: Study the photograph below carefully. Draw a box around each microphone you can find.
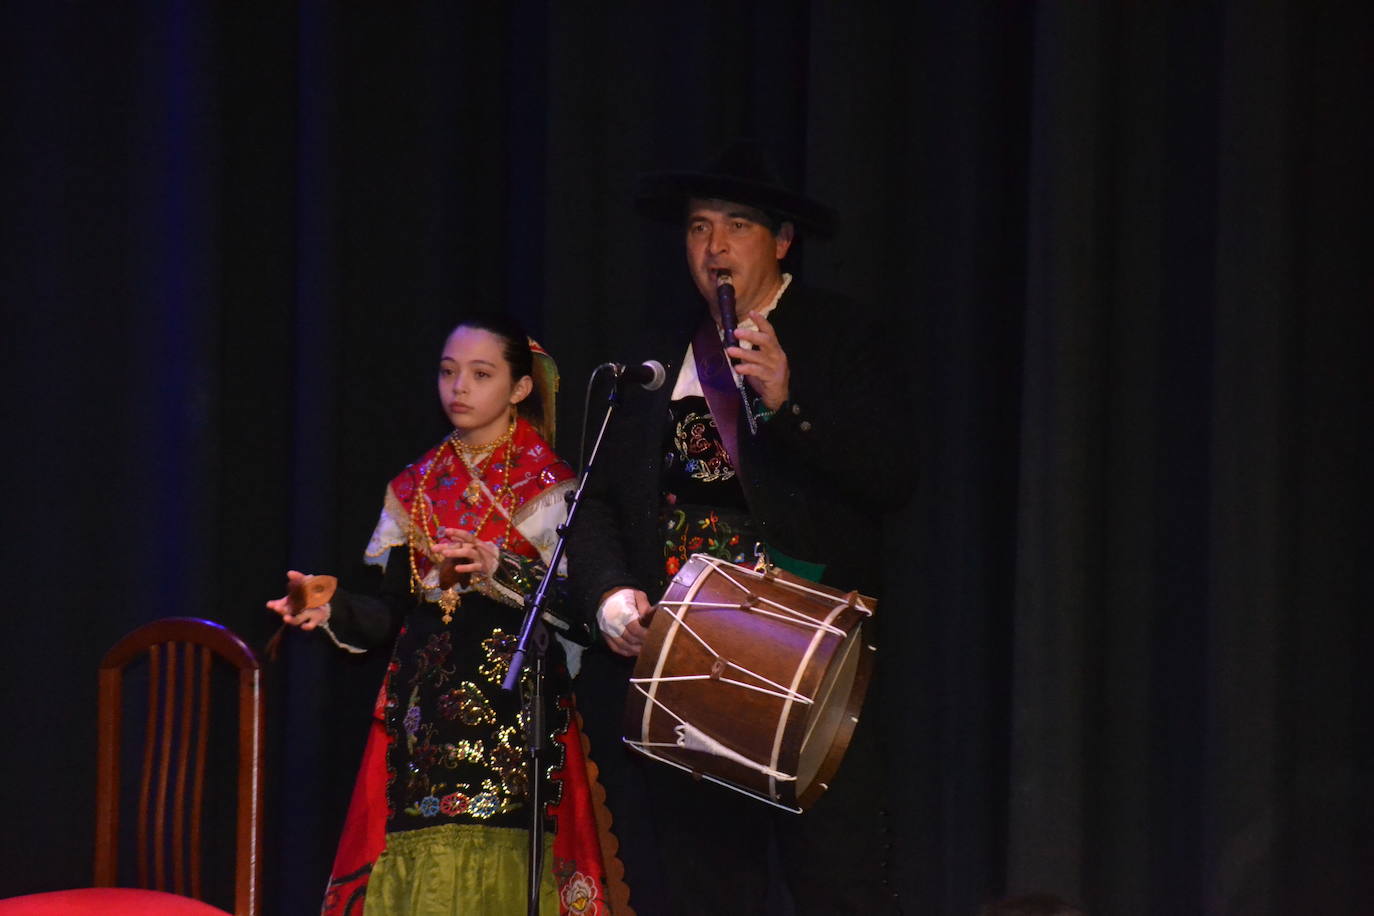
[716,272,739,351]
[610,360,667,391]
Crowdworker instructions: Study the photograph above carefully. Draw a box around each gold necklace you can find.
[406,416,519,624]
[452,419,516,505]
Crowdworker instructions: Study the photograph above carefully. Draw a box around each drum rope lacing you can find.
[625,688,798,783]
[631,606,820,700]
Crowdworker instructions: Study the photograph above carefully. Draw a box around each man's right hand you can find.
[598,588,654,657]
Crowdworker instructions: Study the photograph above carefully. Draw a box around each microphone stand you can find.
[502,363,635,916]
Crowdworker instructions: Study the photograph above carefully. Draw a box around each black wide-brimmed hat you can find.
[635,138,838,237]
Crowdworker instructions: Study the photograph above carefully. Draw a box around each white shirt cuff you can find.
[313,606,367,655]
[597,588,641,639]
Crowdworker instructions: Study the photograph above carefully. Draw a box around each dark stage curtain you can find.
[2,3,1367,914]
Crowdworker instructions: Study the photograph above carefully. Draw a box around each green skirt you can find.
[363,823,558,915]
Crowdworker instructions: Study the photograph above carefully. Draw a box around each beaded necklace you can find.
[406,415,518,624]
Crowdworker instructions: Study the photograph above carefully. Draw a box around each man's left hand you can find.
[728,311,790,411]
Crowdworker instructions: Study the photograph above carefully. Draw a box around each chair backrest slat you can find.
[136,645,159,889]
[153,642,178,892]
[171,643,193,895]
[190,644,211,900]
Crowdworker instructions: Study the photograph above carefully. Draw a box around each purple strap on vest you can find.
[692,316,746,472]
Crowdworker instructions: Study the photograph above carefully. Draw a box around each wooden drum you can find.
[622,554,876,812]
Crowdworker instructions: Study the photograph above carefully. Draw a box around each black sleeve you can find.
[754,297,914,506]
[565,379,668,626]
[565,444,643,626]
[324,546,415,650]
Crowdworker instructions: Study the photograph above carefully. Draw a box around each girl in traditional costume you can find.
[268,315,608,915]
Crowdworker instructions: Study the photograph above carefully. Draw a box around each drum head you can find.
[795,621,872,809]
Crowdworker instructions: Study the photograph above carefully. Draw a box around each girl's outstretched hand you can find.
[266,569,334,630]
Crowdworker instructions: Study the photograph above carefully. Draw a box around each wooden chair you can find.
[96,616,264,914]
[0,618,264,915]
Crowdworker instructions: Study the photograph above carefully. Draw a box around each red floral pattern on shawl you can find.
[389,418,572,577]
